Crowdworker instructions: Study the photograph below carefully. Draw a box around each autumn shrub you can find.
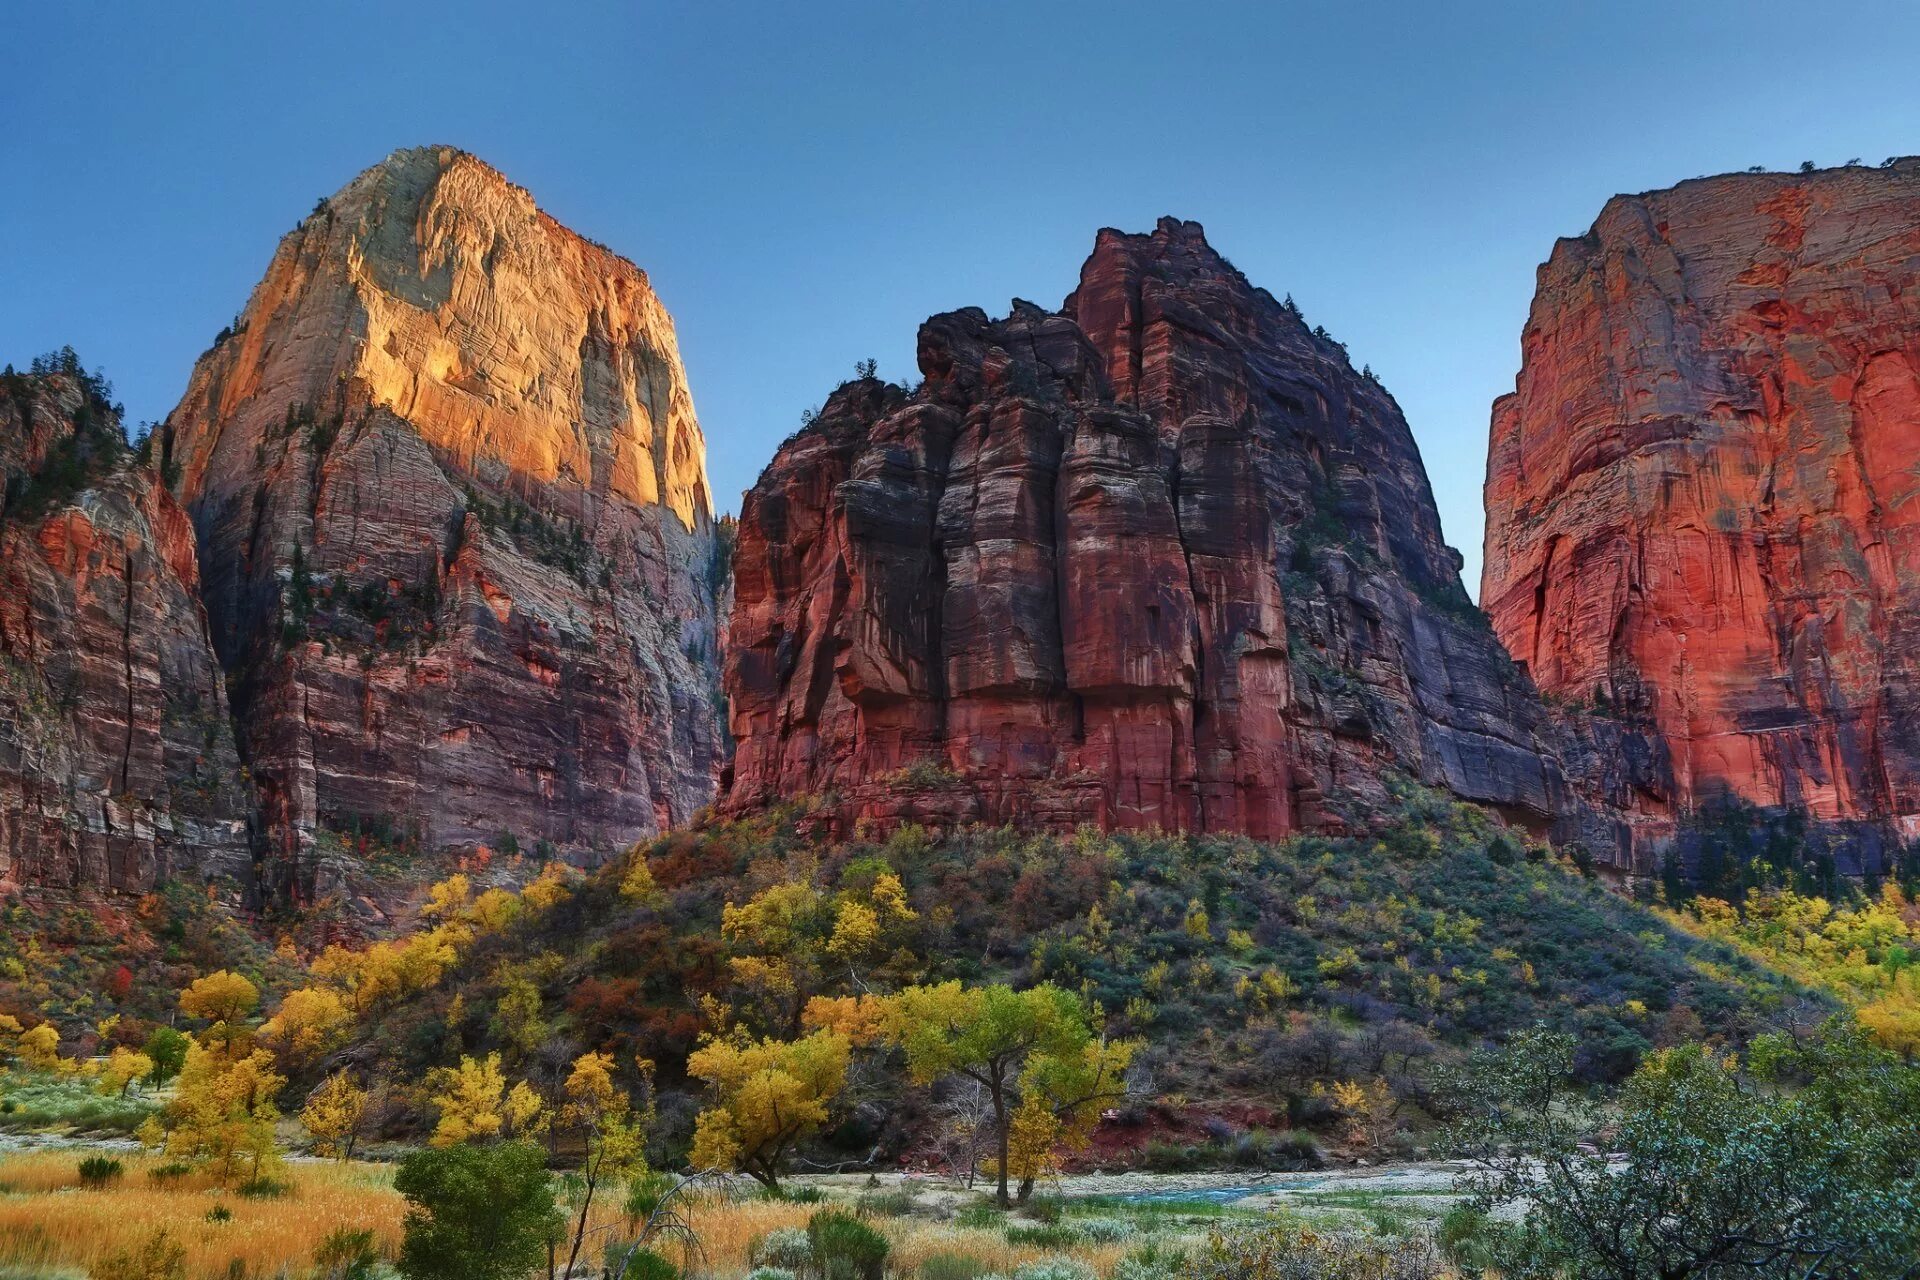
[313,1226,381,1280]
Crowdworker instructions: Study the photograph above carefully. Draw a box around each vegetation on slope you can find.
[337,780,1817,1170]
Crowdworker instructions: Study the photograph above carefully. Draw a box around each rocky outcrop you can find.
[726,218,1574,838]
[1483,160,1920,872]
[164,147,725,902]
[0,367,253,893]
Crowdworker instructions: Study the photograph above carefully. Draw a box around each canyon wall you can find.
[1483,160,1920,871]
[726,218,1580,840]
[0,367,253,893]
[164,147,725,902]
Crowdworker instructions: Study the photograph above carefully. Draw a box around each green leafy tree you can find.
[393,1141,563,1280]
[885,981,1131,1207]
[1449,1021,1920,1278]
[141,1026,190,1086]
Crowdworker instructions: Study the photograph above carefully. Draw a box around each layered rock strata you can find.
[164,147,725,900]
[0,368,253,892]
[1483,160,1920,871]
[726,218,1575,840]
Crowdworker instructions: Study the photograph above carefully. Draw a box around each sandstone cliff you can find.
[0,363,253,893]
[164,147,725,902]
[1483,160,1920,871]
[726,218,1572,838]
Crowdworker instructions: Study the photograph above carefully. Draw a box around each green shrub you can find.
[149,1162,192,1185]
[92,1228,187,1280]
[205,1205,233,1224]
[394,1140,562,1280]
[618,1248,678,1280]
[807,1208,889,1280]
[748,1270,797,1280]
[1004,1224,1079,1249]
[1073,1217,1136,1244]
[236,1177,290,1199]
[918,1252,991,1280]
[313,1227,380,1280]
[956,1203,1005,1229]
[77,1155,124,1188]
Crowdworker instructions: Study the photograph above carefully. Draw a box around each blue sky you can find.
[5,1,1919,596]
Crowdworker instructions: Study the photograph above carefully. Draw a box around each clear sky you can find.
[6,1,1919,596]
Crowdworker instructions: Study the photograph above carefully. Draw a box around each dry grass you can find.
[0,1153,1135,1279]
[0,1152,402,1279]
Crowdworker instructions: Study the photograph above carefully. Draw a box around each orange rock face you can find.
[1483,161,1920,868]
[727,220,1573,837]
[165,147,725,901]
[0,370,252,893]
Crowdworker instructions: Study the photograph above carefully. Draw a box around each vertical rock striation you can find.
[165,146,724,902]
[1483,161,1920,870]
[0,368,253,893]
[726,218,1571,837]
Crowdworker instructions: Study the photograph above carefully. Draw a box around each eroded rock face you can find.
[727,218,1572,837]
[0,371,253,893]
[165,147,724,902]
[1483,161,1920,870]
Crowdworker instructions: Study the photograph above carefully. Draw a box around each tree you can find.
[142,1026,189,1086]
[301,1072,369,1160]
[553,1052,648,1280]
[425,1053,546,1146]
[686,1027,849,1189]
[16,1022,60,1071]
[98,1047,155,1098]
[178,970,259,1053]
[261,986,352,1067]
[160,1040,285,1187]
[884,981,1132,1206]
[1449,1021,1920,1278]
[393,1141,562,1280]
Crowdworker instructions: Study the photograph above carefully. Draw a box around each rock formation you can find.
[164,146,725,901]
[726,218,1574,838]
[0,363,253,893]
[1483,160,1920,871]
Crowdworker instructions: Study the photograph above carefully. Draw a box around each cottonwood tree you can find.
[884,981,1136,1206]
[686,1027,849,1189]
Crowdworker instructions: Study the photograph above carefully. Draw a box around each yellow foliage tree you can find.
[300,1071,369,1160]
[178,971,259,1053]
[260,986,352,1067]
[554,1051,649,1279]
[686,1028,849,1189]
[16,1022,59,1071]
[98,1047,155,1098]
[425,1053,546,1146]
[162,1040,285,1187]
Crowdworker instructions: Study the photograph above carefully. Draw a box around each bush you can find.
[94,1229,187,1280]
[1179,1225,1444,1279]
[314,1228,381,1280]
[618,1248,678,1280]
[236,1176,291,1199]
[807,1208,890,1280]
[77,1155,124,1188]
[205,1205,233,1224]
[1012,1261,1095,1280]
[918,1252,991,1280]
[1005,1224,1079,1249]
[752,1226,813,1270]
[149,1161,192,1185]
[394,1140,562,1280]
[748,1270,797,1280]
[1073,1217,1137,1243]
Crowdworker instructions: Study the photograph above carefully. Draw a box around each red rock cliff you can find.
[0,365,253,893]
[727,219,1572,837]
[1483,160,1920,869]
[164,147,725,902]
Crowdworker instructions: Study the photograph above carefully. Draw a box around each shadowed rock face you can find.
[726,218,1573,838]
[165,147,725,903]
[1483,161,1920,871]
[0,371,253,893]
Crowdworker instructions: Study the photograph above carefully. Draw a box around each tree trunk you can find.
[990,1070,1011,1208]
